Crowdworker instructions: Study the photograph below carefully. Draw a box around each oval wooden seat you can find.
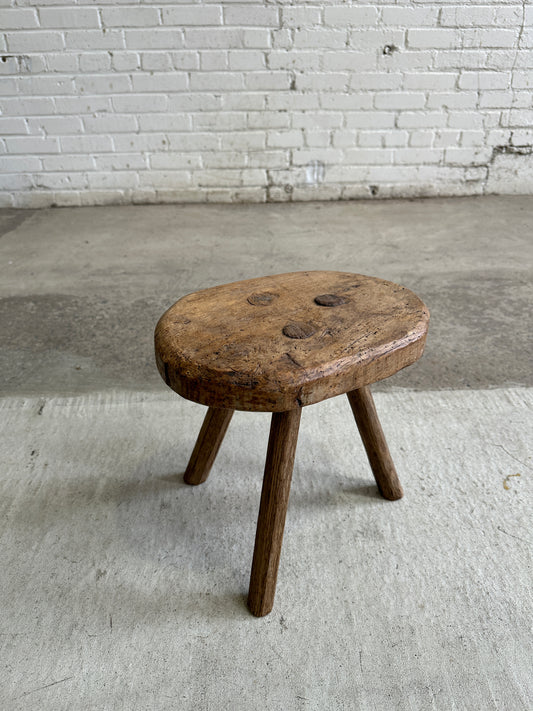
[154,271,429,617]
[155,270,429,412]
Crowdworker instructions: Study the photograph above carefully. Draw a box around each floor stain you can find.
[503,473,521,490]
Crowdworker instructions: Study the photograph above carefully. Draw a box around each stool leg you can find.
[184,407,234,486]
[247,408,301,617]
[347,386,403,501]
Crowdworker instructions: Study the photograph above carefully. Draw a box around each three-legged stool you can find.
[155,271,429,616]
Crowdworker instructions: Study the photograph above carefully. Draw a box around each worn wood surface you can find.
[247,408,302,617]
[347,386,403,501]
[155,271,429,412]
[183,407,234,486]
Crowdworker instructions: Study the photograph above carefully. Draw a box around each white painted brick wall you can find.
[0,1,532,207]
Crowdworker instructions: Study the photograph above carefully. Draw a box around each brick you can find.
[141,52,173,72]
[0,9,38,29]
[292,112,343,129]
[101,7,160,27]
[426,92,478,110]
[323,7,378,26]
[112,95,168,112]
[320,94,373,110]
[162,6,222,25]
[408,29,460,50]
[440,7,494,28]
[27,116,83,134]
[5,136,60,154]
[2,155,41,171]
[83,114,138,133]
[343,148,392,165]
[114,134,168,152]
[170,51,199,70]
[200,51,228,71]
[394,148,443,164]
[94,153,148,171]
[448,112,484,129]
[169,93,222,112]
[282,8,321,26]
[403,73,457,91]
[385,131,409,147]
[228,50,265,71]
[322,52,376,72]
[433,130,461,148]
[295,72,348,92]
[463,29,518,49]
[381,7,438,26]
[408,131,434,147]
[1,97,55,116]
[350,73,403,90]
[479,91,514,109]
[459,71,511,90]
[202,153,246,169]
[193,112,247,131]
[75,75,131,94]
[224,6,279,26]
[445,147,492,165]
[512,72,533,89]
[42,155,95,171]
[61,136,114,153]
[461,131,485,147]
[111,52,140,72]
[88,172,138,189]
[346,112,395,129]
[168,133,220,151]
[247,112,290,130]
[397,112,447,129]
[267,130,304,148]
[132,73,188,92]
[47,54,79,72]
[39,7,100,28]
[0,174,34,190]
[305,131,330,148]
[293,30,346,49]
[245,71,291,91]
[125,29,182,49]
[137,113,190,132]
[433,50,487,70]
[222,94,265,111]
[190,72,244,92]
[65,30,125,50]
[374,93,426,110]
[55,96,111,115]
[0,118,28,135]
[350,30,405,51]
[332,130,357,148]
[185,28,266,50]
[79,53,112,72]
[6,31,64,52]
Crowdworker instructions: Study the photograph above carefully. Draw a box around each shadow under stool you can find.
[155,270,430,617]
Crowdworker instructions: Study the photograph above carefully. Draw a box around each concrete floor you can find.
[0,197,532,709]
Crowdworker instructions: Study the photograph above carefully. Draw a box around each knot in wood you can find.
[247,292,278,306]
[282,322,316,339]
[314,293,346,307]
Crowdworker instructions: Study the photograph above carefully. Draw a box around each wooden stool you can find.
[155,271,429,616]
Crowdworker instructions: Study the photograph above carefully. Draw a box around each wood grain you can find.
[155,271,429,412]
[183,407,234,486]
[247,408,301,617]
[347,386,403,501]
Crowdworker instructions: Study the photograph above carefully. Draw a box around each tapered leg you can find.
[247,408,302,617]
[184,407,234,485]
[347,386,403,501]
